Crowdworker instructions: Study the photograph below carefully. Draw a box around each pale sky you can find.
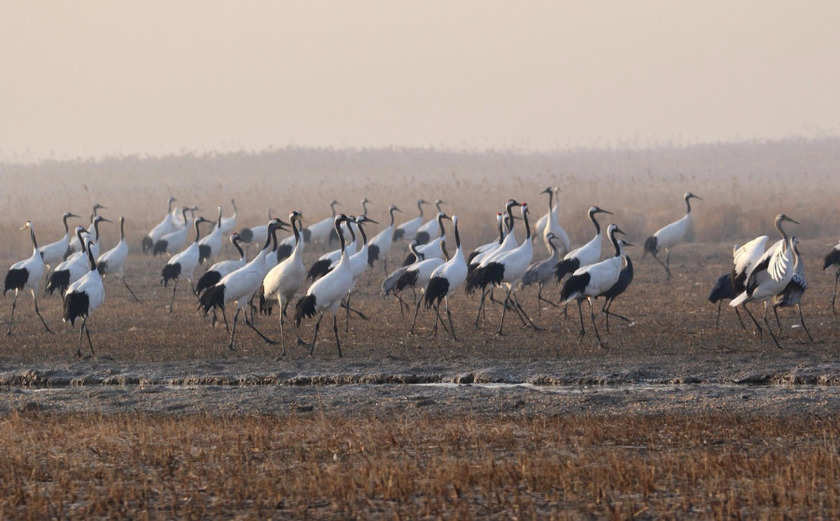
[1,1,838,161]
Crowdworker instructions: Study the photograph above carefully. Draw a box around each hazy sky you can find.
[1,1,838,161]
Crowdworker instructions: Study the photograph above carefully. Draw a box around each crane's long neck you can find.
[547,190,553,210]
[233,238,245,260]
[63,215,71,234]
[119,217,126,241]
[216,207,222,227]
[389,208,396,228]
[357,223,368,245]
[292,216,301,244]
[685,196,693,214]
[437,214,446,237]
[589,210,601,236]
[267,223,278,252]
[611,229,621,257]
[523,208,531,240]
[76,229,87,253]
[193,220,202,243]
[29,225,39,252]
[331,202,338,217]
[86,242,97,271]
[417,201,425,217]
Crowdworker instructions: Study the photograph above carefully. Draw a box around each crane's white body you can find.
[651,213,691,251]
[730,238,798,306]
[158,215,194,255]
[219,200,238,235]
[263,217,305,312]
[539,188,571,256]
[393,199,429,242]
[97,218,129,278]
[199,207,224,263]
[146,198,182,248]
[39,213,79,269]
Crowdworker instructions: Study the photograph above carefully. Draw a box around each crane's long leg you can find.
[410,296,423,334]
[734,307,747,330]
[444,297,457,341]
[760,302,783,349]
[740,303,764,341]
[511,291,543,331]
[832,270,840,314]
[796,303,814,342]
[714,300,722,330]
[588,297,605,348]
[537,285,560,316]
[121,277,141,303]
[474,288,488,328]
[83,318,95,356]
[603,298,633,333]
[332,314,342,358]
[497,286,513,335]
[31,290,54,334]
[6,293,19,336]
[575,299,586,343]
[773,304,784,333]
[168,280,178,313]
[244,306,277,345]
[282,301,306,347]
[306,313,325,355]
[228,308,240,350]
[650,252,672,279]
[75,318,86,358]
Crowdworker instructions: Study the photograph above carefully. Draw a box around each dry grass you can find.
[1,412,839,519]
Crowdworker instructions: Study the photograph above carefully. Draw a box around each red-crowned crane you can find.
[536,187,570,257]
[153,206,196,256]
[143,196,179,253]
[96,216,141,303]
[643,192,702,279]
[824,240,840,313]
[414,199,445,245]
[520,232,562,314]
[307,216,360,281]
[195,233,246,296]
[161,216,213,312]
[772,238,812,342]
[47,217,111,295]
[466,200,522,327]
[561,223,626,348]
[4,221,54,335]
[295,215,356,357]
[729,214,799,349]
[198,206,224,265]
[597,239,635,332]
[381,241,425,317]
[198,218,288,350]
[302,200,340,246]
[63,236,105,358]
[367,204,402,271]
[392,199,429,243]
[707,239,767,330]
[67,203,106,256]
[39,212,80,271]
[470,203,541,335]
[261,211,306,354]
[554,206,613,284]
[423,215,468,340]
[341,215,379,330]
[403,211,450,265]
[237,208,274,245]
[219,199,238,236]
[401,246,447,334]
[467,213,504,266]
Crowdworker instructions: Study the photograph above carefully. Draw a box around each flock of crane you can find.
[4,189,840,358]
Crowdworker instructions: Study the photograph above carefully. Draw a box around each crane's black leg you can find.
[410,296,423,334]
[83,318,95,356]
[512,291,543,331]
[832,270,840,314]
[31,291,54,334]
[6,293,18,336]
[228,308,240,350]
[497,287,513,335]
[168,280,178,313]
[75,319,85,358]
[734,306,748,330]
[741,303,764,341]
[445,297,457,341]
[537,285,560,313]
[333,314,342,358]
[474,288,488,329]
[760,302,783,349]
[773,304,783,333]
[797,303,814,342]
[122,277,141,303]
[588,298,605,348]
[714,301,722,330]
[245,308,277,345]
[603,298,612,333]
[576,299,586,343]
[651,252,671,279]
[306,313,325,355]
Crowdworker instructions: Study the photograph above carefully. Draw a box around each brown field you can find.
[2,140,840,518]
